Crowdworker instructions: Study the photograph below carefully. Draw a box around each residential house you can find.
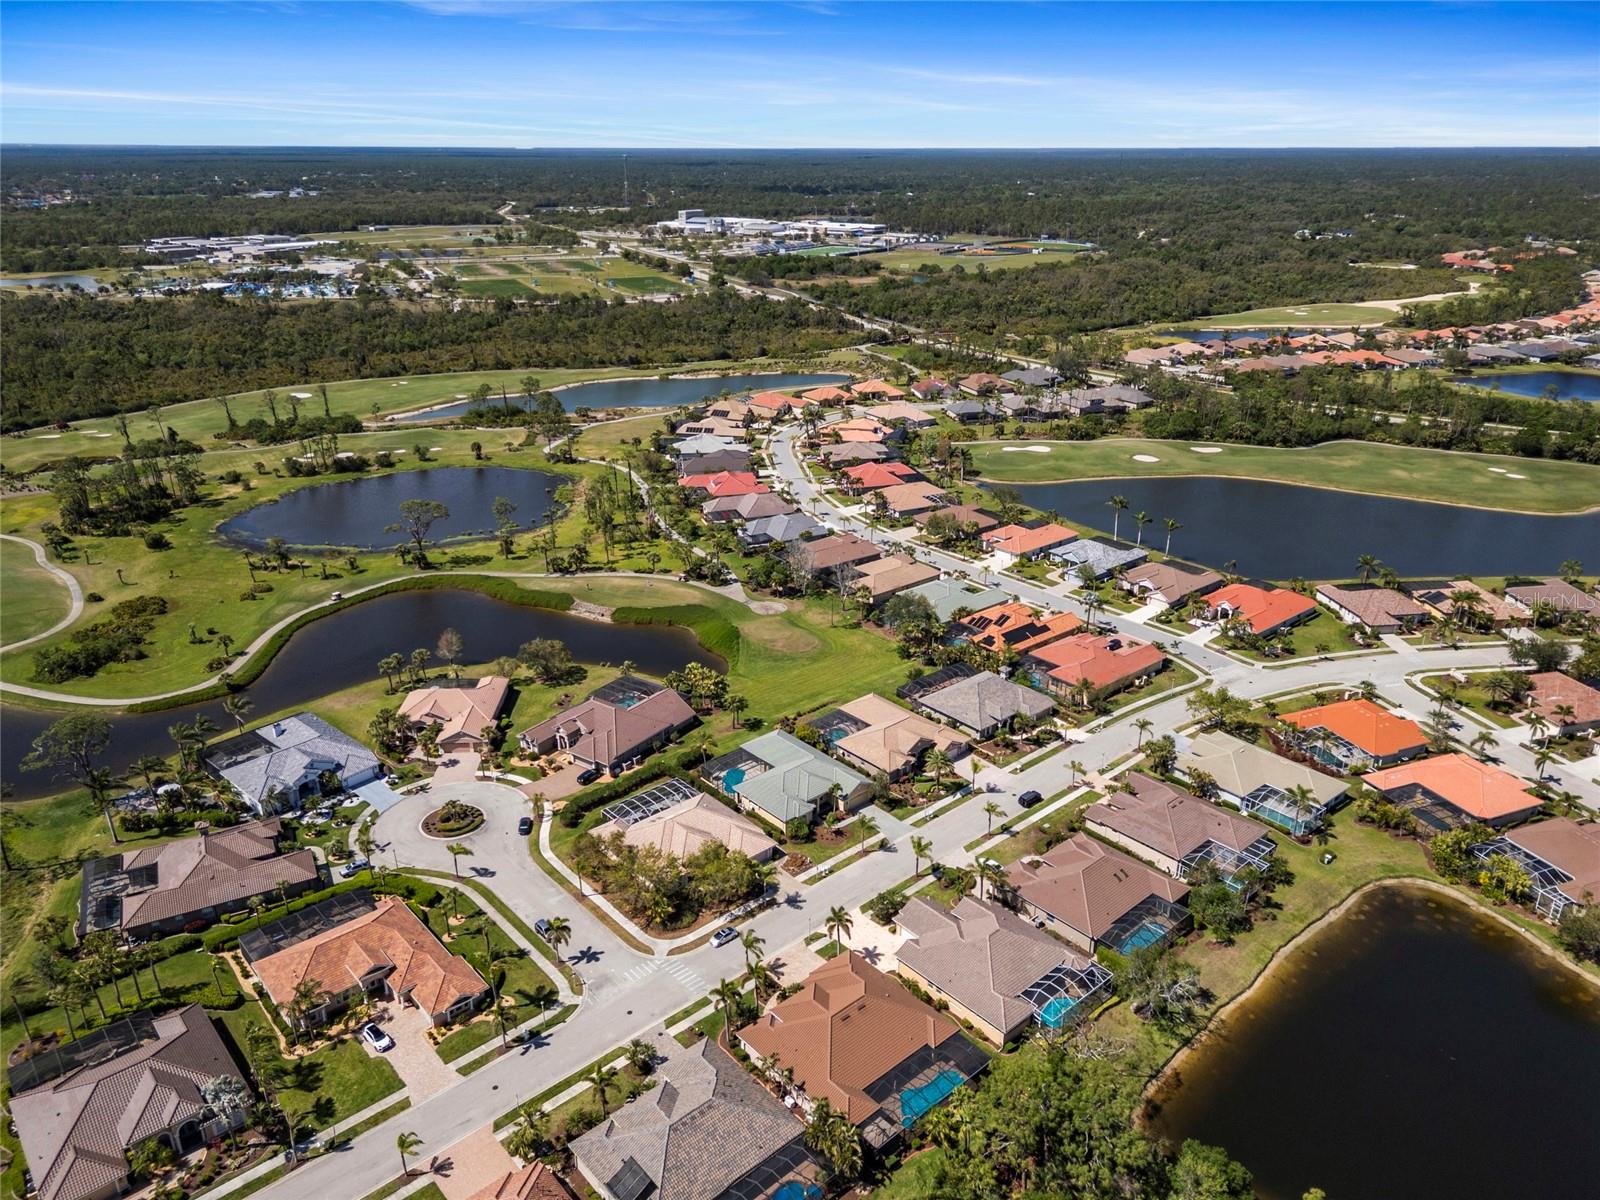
[1004,833,1191,956]
[676,470,767,499]
[1084,773,1276,884]
[591,787,780,863]
[1120,561,1224,608]
[571,1038,818,1200]
[1176,730,1349,836]
[705,398,751,422]
[79,819,320,940]
[980,522,1078,566]
[1362,754,1542,834]
[952,600,1083,655]
[816,442,890,466]
[861,402,936,428]
[676,449,753,478]
[519,683,697,776]
[1056,384,1154,415]
[801,385,853,405]
[895,897,1112,1045]
[958,373,1005,395]
[397,676,510,753]
[702,492,794,523]
[851,379,907,400]
[876,482,949,517]
[1023,632,1165,702]
[1001,366,1059,389]
[897,577,1011,622]
[913,503,999,536]
[1505,578,1600,618]
[466,1164,573,1200]
[908,670,1055,738]
[910,377,950,401]
[738,511,825,549]
[1524,672,1600,735]
[202,713,381,814]
[1470,818,1600,920]
[703,730,871,826]
[670,433,741,463]
[943,399,994,423]
[738,953,988,1150]
[251,895,489,1028]
[11,1006,251,1200]
[847,555,941,604]
[816,692,969,780]
[822,417,896,444]
[1202,583,1318,637]
[1048,537,1148,580]
[1409,578,1521,628]
[1280,698,1428,771]
[748,390,806,419]
[1385,347,1440,367]
[675,416,748,441]
[790,532,881,586]
[1316,584,1430,633]
[839,461,920,493]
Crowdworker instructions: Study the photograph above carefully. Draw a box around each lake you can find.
[0,273,105,292]
[1000,477,1599,578]
[406,372,851,421]
[1148,885,1600,1200]
[1452,370,1600,402]
[217,467,564,551]
[1,586,722,800]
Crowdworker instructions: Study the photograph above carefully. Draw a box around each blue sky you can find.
[2,1,1596,147]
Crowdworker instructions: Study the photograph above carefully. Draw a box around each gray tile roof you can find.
[204,713,378,811]
[739,512,825,547]
[898,578,1012,622]
[913,671,1053,734]
[1048,537,1148,578]
[720,730,869,823]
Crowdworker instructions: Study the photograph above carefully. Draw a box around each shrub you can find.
[84,591,103,602]
[143,531,172,550]
[866,890,906,926]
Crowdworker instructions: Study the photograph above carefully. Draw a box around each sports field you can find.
[969,437,1600,514]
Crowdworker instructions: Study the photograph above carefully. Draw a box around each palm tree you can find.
[222,693,253,734]
[445,842,473,879]
[504,1104,547,1163]
[1133,510,1152,546]
[983,800,1003,835]
[725,692,748,731]
[1533,748,1555,781]
[1163,517,1182,556]
[824,905,853,948]
[805,1097,862,1179]
[1284,784,1318,835]
[1469,730,1498,759]
[924,747,952,789]
[624,1038,655,1075]
[1069,759,1086,783]
[740,929,766,973]
[713,977,743,1040]
[1356,553,1381,583]
[130,754,168,798]
[395,1131,423,1177]
[1133,718,1154,747]
[853,813,880,851]
[587,1062,617,1115]
[910,834,933,876]
[85,766,122,843]
[542,916,572,957]
[977,858,1005,902]
[1107,494,1128,542]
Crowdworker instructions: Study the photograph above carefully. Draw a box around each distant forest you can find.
[0,291,857,428]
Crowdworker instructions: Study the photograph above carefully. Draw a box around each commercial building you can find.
[202,713,381,814]
[1004,833,1191,956]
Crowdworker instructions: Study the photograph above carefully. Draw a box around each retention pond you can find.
[1148,884,1600,1200]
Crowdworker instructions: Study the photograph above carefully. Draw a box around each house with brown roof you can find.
[1023,632,1166,702]
[980,522,1077,566]
[1202,583,1318,637]
[1409,579,1521,628]
[1004,833,1191,956]
[851,379,907,399]
[957,373,1005,395]
[790,532,881,585]
[1524,672,1600,735]
[821,417,895,444]
[1281,698,1428,770]
[1120,561,1224,608]
[816,441,890,466]
[951,601,1083,654]
[860,401,935,428]
[571,1037,818,1200]
[701,492,795,523]
[591,789,780,863]
[1316,584,1430,633]
[398,676,510,753]
[1362,753,1541,835]
[1505,578,1600,618]
[519,686,697,776]
[252,895,488,1028]
[800,385,853,405]
[909,377,950,400]
[466,1163,573,1200]
[895,896,1112,1044]
[874,483,949,518]
[817,693,969,780]
[11,1006,251,1200]
[913,503,999,535]
[1471,818,1600,921]
[79,820,320,940]
[1084,773,1276,883]
[738,953,987,1150]
[847,554,941,603]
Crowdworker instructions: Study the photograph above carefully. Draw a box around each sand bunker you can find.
[429,446,444,452]
[1001,445,1051,453]
[1189,446,1223,454]
[1132,454,1161,463]
[84,431,112,438]
[1487,467,1507,474]
[1505,473,1527,479]
[290,391,312,399]
[35,433,60,439]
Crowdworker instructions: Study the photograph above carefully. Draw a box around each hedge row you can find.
[202,874,442,951]
[556,756,706,828]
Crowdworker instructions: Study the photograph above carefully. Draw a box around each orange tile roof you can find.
[1525,672,1600,727]
[748,390,801,411]
[1026,632,1165,690]
[954,602,1083,653]
[801,385,852,403]
[981,522,1077,556]
[1282,698,1427,758]
[851,379,907,398]
[1206,583,1317,634]
[840,461,919,489]
[676,470,768,497]
[1362,754,1538,822]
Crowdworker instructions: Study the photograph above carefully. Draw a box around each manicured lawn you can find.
[1224,609,1366,662]
[459,276,535,299]
[1097,660,1200,715]
[875,1148,952,1197]
[1167,302,1402,327]
[0,537,72,643]
[968,437,1600,515]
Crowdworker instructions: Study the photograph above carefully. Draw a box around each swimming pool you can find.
[900,1068,965,1126]
[1037,994,1081,1029]
[1115,921,1169,953]
[768,1182,822,1200]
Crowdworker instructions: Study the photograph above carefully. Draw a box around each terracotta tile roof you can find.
[876,482,948,514]
[1205,583,1317,634]
[1362,754,1539,823]
[823,417,893,439]
[849,554,941,599]
[11,1006,249,1200]
[467,1163,573,1200]
[748,390,801,411]
[910,377,949,397]
[794,532,881,572]
[980,523,1077,557]
[1086,773,1271,861]
[398,676,510,747]
[522,688,696,768]
[850,379,907,398]
[840,461,919,490]
[676,470,768,498]
[738,953,959,1126]
[1025,632,1165,691]
[1005,833,1189,941]
[1282,698,1427,759]
[958,373,1005,392]
[800,385,852,404]
[592,791,779,862]
[1525,672,1600,727]
[253,896,486,1021]
[954,601,1082,653]
[912,503,998,532]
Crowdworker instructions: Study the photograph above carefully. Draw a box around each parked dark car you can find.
[517,816,534,836]
[1018,790,1043,807]
[576,766,603,786]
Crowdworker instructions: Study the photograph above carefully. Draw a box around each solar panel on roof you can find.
[607,1157,655,1200]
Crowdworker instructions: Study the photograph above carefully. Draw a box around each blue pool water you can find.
[900,1069,965,1126]
[1116,921,1168,953]
[769,1183,822,1200]
[1038,995,1081,1029]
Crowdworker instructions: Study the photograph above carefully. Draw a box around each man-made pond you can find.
[1149,885,1600,1200]
[218,467,564,551]
[407,372,851,421]
[2,587,722,800]
[0,273,105,292]
[1001,477,1599,578]
[1452,370,1600,402]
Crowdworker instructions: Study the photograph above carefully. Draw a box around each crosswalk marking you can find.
[664,963,706,992]
[619,961,660,984]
